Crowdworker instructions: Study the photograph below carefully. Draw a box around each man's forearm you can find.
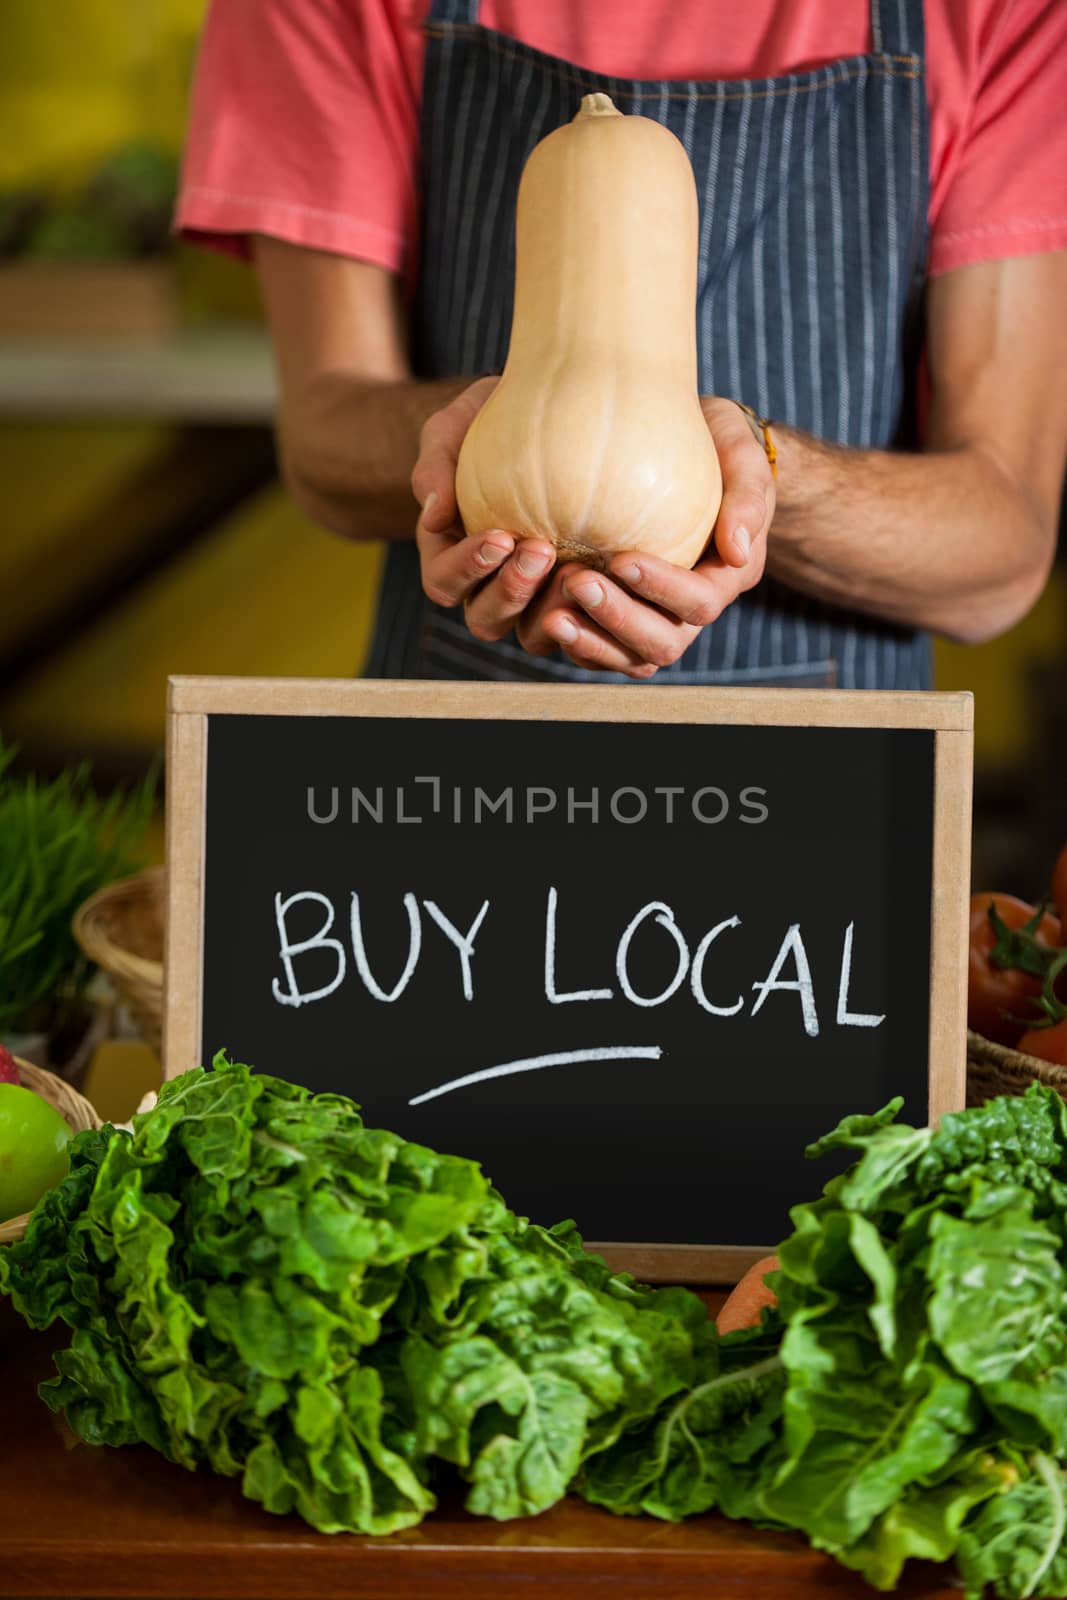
[281,373,471,541]
[767,428,1056,644]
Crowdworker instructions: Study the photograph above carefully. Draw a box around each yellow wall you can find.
[0,2,388,767]
[0,0,202,187]
[934,571,1067,770]
[1,487,384,756]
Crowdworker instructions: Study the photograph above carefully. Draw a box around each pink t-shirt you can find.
[178,0,1067,283]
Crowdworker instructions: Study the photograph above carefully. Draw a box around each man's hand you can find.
[411,377,558,639]
[411,389,774,674]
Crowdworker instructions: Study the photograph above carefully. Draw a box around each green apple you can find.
[0,1084,72,1219]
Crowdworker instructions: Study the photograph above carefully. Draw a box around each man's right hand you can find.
[411,378,558,640]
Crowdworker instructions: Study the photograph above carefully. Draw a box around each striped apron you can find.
[366,0,931,690]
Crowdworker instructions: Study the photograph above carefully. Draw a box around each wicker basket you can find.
[73,866,164,1056]
[0,1059,103,1246]
[966,1028,1067,1106]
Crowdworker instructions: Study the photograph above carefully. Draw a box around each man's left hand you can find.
[516,397,774,677]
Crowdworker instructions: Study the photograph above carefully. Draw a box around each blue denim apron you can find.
[366,0,931,690]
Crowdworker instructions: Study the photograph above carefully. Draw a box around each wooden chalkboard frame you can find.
[164,676,973,1283]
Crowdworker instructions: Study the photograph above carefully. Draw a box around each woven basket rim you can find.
[0,1059,103,1244]
[966,1027,1067,1094]
[73,863,164,983]
[967,1026,1067,1071]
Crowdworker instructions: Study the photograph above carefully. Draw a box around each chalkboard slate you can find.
[165,679,973,1280]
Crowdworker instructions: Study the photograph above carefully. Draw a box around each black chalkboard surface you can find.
[166,679,973,1280]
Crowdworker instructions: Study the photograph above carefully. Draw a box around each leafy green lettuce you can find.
[579,1083,1067,1598]
[11,1058,1067,1597]
[0,1055,712,1534]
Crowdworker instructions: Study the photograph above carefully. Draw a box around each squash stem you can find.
[577,92,621,119]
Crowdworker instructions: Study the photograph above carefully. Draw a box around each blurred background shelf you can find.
[0,325,276,422]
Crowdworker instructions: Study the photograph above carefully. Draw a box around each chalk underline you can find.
[408,1045,665,1106]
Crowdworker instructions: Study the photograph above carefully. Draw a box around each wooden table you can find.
[2,1297,963,1600]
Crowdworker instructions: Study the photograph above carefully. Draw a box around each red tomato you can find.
[968,893,1062,1046]
[1017,1017,1067,1066]
[1051,843,1067,928]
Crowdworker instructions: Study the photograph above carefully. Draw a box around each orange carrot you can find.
[716,1254,779,1335]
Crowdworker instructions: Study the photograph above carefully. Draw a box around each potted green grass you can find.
[0,741,156,1084]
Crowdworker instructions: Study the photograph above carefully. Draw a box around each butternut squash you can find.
[455,93,722,572]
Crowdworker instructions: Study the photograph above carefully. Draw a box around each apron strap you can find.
[425,0,479,23]
[870,0,925,58]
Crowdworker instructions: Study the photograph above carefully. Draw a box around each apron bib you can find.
[366,0,931,690]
